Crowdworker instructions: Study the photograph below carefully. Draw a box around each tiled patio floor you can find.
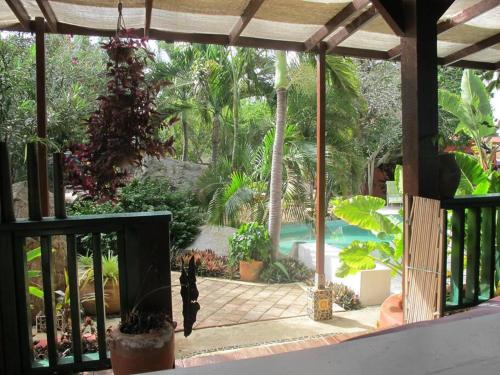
[171,272,308,331]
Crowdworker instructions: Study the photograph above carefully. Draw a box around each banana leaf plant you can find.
[439,69,497,171]
[331,196,403,277]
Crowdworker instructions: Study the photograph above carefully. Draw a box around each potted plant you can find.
[107,257,199,375]
[229,222,271,282]
[79,251,121,315]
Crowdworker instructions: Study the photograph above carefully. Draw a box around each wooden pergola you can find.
[1,0,499,295]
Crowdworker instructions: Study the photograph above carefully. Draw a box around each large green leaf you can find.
[461,69,492,119]
[453,152,489,195]
[438,89,471,127]
[29,286,44,299]
[27,247,41,262]
[337,241,378,277]
[332,196,399,235]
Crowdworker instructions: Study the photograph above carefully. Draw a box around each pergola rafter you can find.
[229,0,266,45]
[442,33,500,66]
[370,0,405,36]
[304,0,370,51]
[35,0,58,32]
[390,0,500,60]
[325,5,378,53]
[5,0,30,30]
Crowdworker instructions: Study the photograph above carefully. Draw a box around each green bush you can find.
[228,222,271,265]
[260,258,314,284]
[329,282,361,311]
[68,178,203,250]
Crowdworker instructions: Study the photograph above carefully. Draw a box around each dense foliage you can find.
[228,222,272,265]
[260,258,314,284]
[68,178,203,250]
[174,250,233,278]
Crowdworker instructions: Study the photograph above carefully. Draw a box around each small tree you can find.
[67,32,175,199]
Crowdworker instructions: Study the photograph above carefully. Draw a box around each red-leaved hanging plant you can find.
[67,25,175,199]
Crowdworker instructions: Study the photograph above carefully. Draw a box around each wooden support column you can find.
[315,43,326,289]
[35,17,50,216]
[400,0,445,199]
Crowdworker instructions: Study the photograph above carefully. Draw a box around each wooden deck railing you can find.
[0,142,172,374]
[441,194,500,313]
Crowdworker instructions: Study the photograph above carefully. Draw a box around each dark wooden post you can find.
[400,1,446,199]
[52,152,66,219]
[315,43,327,289]
[35,17,50,217]
[26,143,42,221]
[0,142,15,223]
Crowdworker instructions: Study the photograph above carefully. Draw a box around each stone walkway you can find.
[171,272,308,331]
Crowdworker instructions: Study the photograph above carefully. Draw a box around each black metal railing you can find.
[441,194,500,313]
[0,142,172,374]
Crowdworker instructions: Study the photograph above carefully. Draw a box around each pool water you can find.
[279,220,382,255]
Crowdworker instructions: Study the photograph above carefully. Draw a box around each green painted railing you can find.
[441,195,500,312]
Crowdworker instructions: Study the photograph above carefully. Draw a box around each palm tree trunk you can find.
[231,83,240,169]
[268,87,287,258]
[268,51,289,259]
[211,111,220,164]
[181,113,189,162]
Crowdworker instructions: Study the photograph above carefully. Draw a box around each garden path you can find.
[170,272,308,331]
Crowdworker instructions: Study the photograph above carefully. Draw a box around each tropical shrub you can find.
[79,251,119,287]
[329,282,361,311]
[453,152,500,195]
[174,250,232,278]
[228,222,271,265]
[260,258,314,284]
[68,178,203,250]
[331,196,403,277]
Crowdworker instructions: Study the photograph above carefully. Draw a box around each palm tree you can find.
[152,43,199,161]
[268,50,289,258]
[193,45,232,165]
[439,69,497,171]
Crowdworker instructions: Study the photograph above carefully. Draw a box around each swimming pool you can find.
[279,220,382,255]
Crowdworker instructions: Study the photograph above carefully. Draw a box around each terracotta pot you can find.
[239,260,264,282]
[439,153,461,199]
[81,280,121,316]
[378,293,403,329]
[108,324,175,375]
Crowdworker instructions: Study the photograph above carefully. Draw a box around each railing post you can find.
[121,219,172,317]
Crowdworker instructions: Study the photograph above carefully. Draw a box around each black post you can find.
[27,143,42,221]
[0,142,15,223]
[52,152,66,219]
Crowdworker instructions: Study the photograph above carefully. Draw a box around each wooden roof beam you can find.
[304,0,370,51]
[325,5,378,53]
[36,0,58,32]
[370,0,405,36]
[437,0,500,34]
[229,0,266,45]
[442,33,500,66]
[329,46,390,60]
[390,0,500,60]
[5,0,30,30]
[145,0,153,38]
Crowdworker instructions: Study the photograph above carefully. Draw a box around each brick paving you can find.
[171,272,308,331]
[90,332,365,374]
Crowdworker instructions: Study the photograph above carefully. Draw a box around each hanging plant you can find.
[67,6,176,199]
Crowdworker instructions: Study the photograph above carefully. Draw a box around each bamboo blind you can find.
[405,196,446,324]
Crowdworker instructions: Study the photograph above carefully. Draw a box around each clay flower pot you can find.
[81,280,121,316]
[107,324,175,375]
[239,260,264,282]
